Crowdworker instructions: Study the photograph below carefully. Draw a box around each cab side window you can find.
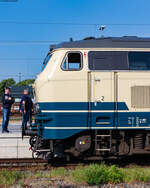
[88,51,128,70]
[129,52,150,70]
[62,52,82,71]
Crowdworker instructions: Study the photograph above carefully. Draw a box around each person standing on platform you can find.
[20,89,33,130]
[1,87,14,133]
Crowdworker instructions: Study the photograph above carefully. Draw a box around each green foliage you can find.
[1,165,150,187]
[83,164,109,185]
[71,164,124,185]
[70,165,86,184]
[0,170,22,187]
[0,78,34,101]
[0,78,16,101]
[108,165,124,183]
[123,167,150,183]
[33,168,67,179]
[50,167,67,178]
[16,79,35,86]
[34,171,45,179]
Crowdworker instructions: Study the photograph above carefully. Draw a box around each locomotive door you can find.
[89,71,116,128]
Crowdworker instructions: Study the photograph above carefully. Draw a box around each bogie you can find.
[30,130,150,161]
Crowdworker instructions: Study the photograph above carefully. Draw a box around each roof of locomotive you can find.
[55,36,150,49]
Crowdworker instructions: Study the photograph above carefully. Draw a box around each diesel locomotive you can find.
[24,36,150,160]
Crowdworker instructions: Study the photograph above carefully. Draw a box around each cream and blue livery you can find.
[25,36,150,160]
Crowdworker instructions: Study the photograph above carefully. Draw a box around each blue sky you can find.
[0,0,150,82]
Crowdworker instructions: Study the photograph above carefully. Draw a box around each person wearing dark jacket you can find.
[2,87,14,133]
[20,89,33,130]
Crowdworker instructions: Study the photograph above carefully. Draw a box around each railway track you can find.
[0,155,150,170]
[0,159,47,169]
[0,158,81,170]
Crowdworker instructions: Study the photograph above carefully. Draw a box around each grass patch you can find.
[70,165,86,184]
[70,164,124,185]
[107,165,124,184]
[1,165,150,187]
[33,168,68,179]
[82,163,109,185]
[123,167,150,183]
[0,170,22,187]
[50,167,67,178]
[33,171,45,179]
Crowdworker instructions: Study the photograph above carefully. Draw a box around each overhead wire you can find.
[0,58,43,61]
[1,20,149,79]
[0,74,35,77]
[0,21,150,26]
[0,40,61,44]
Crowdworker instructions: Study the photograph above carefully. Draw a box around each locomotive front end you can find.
[23,49,67,160]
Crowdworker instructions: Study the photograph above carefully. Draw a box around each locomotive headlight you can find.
[35,103,41,113]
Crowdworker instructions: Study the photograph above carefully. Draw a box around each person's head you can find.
[5,87,10,95]
[24,89,29,95]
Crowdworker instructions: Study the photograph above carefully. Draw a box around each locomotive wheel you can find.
[32,151,40,160]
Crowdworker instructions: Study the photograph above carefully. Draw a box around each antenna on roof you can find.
[99,25,106,31]
[69,37,73,42]
[99,25,106,38]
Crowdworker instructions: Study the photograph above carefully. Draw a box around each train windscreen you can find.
[42,53,53,71]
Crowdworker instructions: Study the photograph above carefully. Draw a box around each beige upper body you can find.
[34,47,150,113]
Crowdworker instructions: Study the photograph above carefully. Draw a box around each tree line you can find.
[0,78,35,101]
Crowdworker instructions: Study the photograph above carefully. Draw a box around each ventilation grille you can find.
[131,86,150,108]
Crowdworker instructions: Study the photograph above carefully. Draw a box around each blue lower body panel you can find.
[37,101,150,139]
[41,112,88,139]
[37,111,150,139]
[118,112,150,128]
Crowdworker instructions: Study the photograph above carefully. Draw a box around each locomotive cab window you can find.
[62,52,82,71]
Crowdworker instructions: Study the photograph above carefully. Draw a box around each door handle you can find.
[95,78,101,82]
[94,77,101,85]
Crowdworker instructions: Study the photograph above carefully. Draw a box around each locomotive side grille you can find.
[131,86,150,108]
